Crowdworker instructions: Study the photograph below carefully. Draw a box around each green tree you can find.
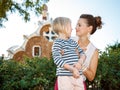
[96,42,120,90]
[0,57,56,90]
[86,42,120,90]
[0,0,49,27]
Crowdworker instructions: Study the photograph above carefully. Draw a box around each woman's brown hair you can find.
[80,14,103,35]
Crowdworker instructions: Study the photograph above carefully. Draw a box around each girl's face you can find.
[76,18,91,37]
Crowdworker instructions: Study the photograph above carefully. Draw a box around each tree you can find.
[86,42,120,89]
[0,0,49,27]
[0,57,56,90]
[96,41,120,90]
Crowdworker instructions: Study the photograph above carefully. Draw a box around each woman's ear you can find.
[88,26,93,33]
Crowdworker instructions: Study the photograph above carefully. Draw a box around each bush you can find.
[95,42,120,90]
[1,42,120,90]
[0,57,56,90]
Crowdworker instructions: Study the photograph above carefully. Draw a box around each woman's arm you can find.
[83,49,99,81]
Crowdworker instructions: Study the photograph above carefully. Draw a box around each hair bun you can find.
[95,16,102,29]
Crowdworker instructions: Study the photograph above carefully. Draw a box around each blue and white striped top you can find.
[52,38,85,76]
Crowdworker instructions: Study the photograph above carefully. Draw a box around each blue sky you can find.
[0,0,120,56]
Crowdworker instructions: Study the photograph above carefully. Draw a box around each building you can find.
[7,4,57,61]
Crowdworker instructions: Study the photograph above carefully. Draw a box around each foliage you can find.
[0,0,49,27]
[1,42,120,90]
[95,42,120,90]
[0,57,56,90]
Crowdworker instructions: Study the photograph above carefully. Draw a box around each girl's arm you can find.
[52,41,65,67]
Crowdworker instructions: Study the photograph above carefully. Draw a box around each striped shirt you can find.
[52,38,85,76]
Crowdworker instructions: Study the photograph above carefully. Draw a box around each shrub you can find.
[0,57,56,90]
[95,42,120,90]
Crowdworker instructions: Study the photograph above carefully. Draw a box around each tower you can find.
[42,4,48,20]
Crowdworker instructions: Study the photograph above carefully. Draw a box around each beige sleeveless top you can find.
[84,42,96,67]
[82,42,96,81]
[71,37,96,81]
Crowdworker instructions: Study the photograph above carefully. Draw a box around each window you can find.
[43,27,57,42]
[32,46,41,57]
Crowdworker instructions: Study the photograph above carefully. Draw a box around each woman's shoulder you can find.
[88,42,98,53]
[89,42,97,49]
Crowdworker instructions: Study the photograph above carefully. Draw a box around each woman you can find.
[54,14,103,90]
[76,14,103,89]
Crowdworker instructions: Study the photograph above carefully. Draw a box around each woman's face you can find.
[76,18,90,37]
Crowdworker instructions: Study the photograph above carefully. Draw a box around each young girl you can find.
[52,17,86,90]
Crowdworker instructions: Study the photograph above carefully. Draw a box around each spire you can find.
[42,4,48,20]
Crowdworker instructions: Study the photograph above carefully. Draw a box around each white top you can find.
[71,37,96,81]
[82,42,96,81]
[84,42,96,67]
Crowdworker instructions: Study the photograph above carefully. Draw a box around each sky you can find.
[0,0,120,57]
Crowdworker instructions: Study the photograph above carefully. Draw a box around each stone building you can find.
[7,4,57,61]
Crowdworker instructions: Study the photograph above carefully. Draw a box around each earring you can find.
[87,33,90,39]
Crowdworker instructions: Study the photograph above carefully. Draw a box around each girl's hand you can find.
[68,66,80,78]
[73,62,82,70]
[72,67,80,78]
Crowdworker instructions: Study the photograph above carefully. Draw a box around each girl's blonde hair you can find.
[52,17,71,35]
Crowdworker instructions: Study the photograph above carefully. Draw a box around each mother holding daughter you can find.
[53,14,103,90]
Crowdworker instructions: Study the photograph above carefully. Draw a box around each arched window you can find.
[32,45,41,57]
